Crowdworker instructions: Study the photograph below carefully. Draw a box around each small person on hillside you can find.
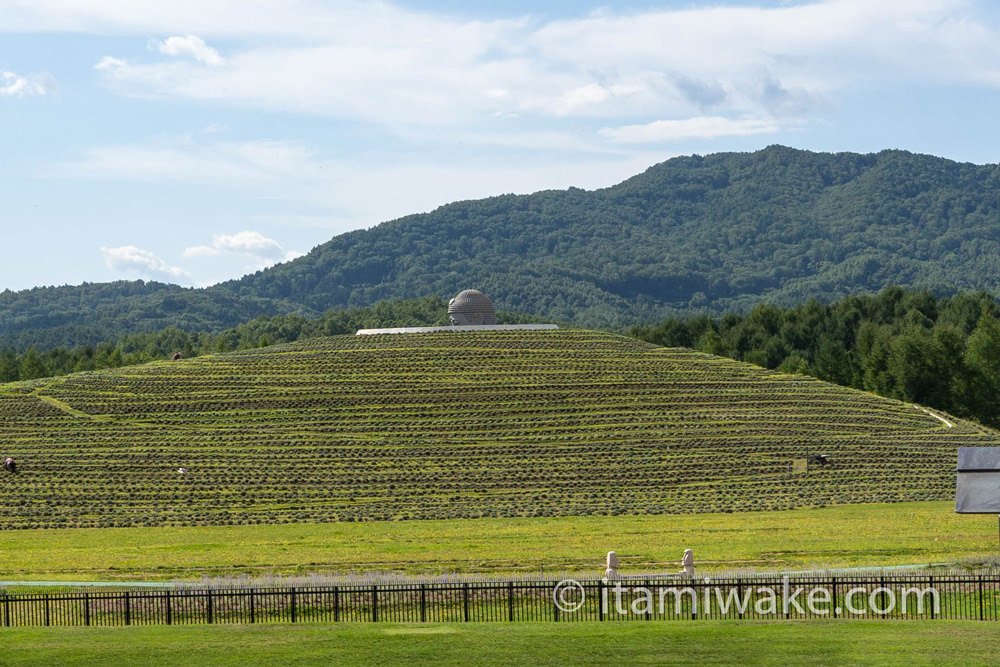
[3,457,16,473]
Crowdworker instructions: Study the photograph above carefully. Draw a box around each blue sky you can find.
[3,0,1000,291]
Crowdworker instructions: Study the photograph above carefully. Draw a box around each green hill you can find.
[0,329,993,530]
[4,145,1000,348]
[240,145,1000,326]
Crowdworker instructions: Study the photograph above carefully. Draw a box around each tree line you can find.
[0,297,547,382]
[631,287,1000,427]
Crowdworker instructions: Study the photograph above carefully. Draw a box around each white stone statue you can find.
[605,550,620,579]
[680,548,694,577]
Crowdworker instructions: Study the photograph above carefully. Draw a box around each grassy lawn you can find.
[2,621,999,666]
[1,501,995,581]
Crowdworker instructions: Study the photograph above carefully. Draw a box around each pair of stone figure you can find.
[604,549,694,578]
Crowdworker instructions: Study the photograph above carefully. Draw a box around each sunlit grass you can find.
[3,621,999,666]
[1,501,994,581]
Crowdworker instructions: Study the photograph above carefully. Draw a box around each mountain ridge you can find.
[5,145,1000,348]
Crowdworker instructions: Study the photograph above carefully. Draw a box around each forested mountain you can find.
[0,280,307,350]
[223,145,1000,325]
[4,145,1000,347]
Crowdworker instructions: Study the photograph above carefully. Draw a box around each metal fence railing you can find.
[3,574,999,627]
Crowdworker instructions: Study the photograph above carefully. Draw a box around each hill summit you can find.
[0,328,993,529]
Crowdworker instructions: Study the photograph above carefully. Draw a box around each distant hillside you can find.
[0,329,995,529]
[5,145,1000,347]
[237,145,1000,326]
[0,280,304,350]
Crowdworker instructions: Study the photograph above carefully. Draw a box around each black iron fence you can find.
[2,574,1000,627]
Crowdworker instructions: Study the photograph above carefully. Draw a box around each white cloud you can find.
[99,233,296,286]
[1,1,527,47]
[556,84,614,115]
[93,56,125,71]
[600,117,783,143]
[154,35,224,66]
[247,214,337,230]
[184,231,301,272]
[67,0,1000,131]
[54,134,661,233]
[1,70,54,97]
[56,139,318,188]
[213,231,285,260]
[99,245,191,282]
[181,245,219,258]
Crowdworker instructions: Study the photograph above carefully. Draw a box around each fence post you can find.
[692,579,698,620]
[333,586,339,623]
[290,588,297,624]
[508,582,515,622]
[462,583,470,623]
[976,576,982,621]
[44,594,50,627]
[84,592,90,627]
[2,592,8,627]
[249,590,255,624]
[782,576,788,620]
[420,584,426,623]
[880,575,886,619]
[207,590,214,624]
[553,582,560,623]
[165,591,172,625]
[598,579,604,622]
[929,576,935,620]
[372,585,378,623]
[124,591,130,626]
[832,578,838,619]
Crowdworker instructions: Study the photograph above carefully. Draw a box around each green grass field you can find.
[3,621,999,666]
[2,501,995,581]
[1,329,997,530]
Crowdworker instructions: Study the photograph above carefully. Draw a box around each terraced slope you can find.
[0,330,994,529]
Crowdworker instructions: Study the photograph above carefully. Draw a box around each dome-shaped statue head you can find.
[448,289,498,326]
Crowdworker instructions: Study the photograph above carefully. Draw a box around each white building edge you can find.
[356,324,559,335]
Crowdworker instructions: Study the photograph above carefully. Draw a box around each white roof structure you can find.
[356,324,558,335]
